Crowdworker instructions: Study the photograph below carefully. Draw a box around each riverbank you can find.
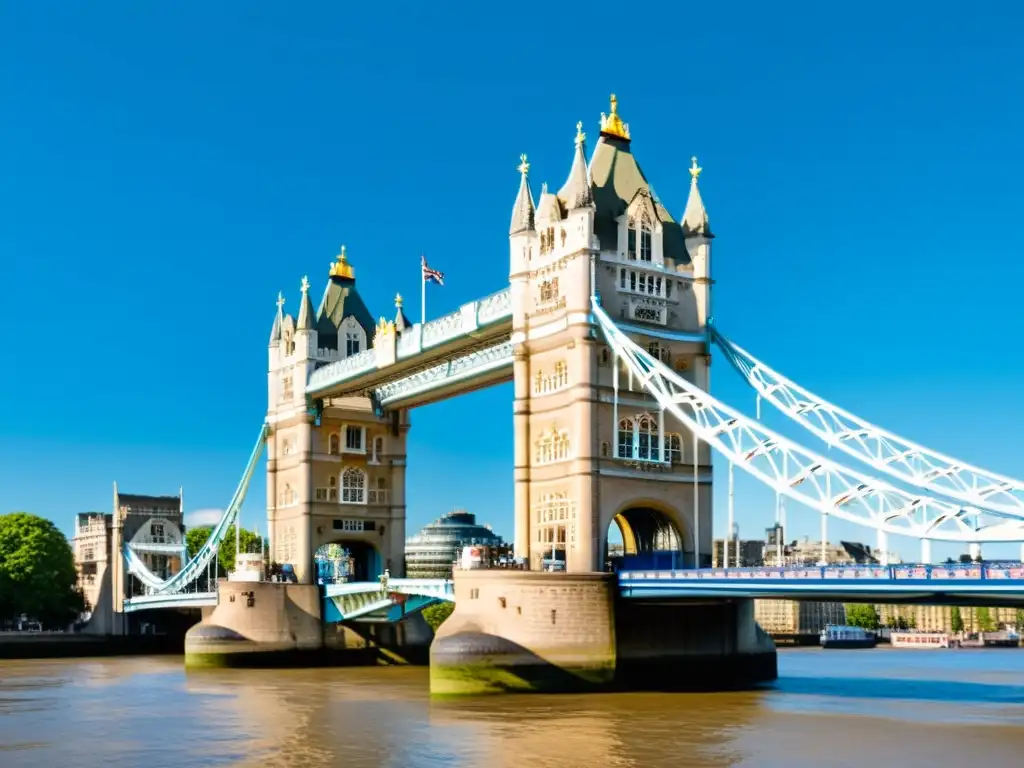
[0,632,185,659]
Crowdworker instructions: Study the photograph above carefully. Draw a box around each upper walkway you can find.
[306,287,512,408]
[618,562,1024,606]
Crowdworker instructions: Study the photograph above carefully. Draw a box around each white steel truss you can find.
[592,300,1024,544]
[712,327,1024,518]
[124,423,268,593]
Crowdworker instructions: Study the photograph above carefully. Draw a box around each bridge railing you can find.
[307,287,511,392]
[619,563,1024,582]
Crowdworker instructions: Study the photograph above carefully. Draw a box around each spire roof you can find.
[316,244,375,348]
[296,276,315,331]
[557,120,594,210]
[269,292,284,345]
[394,293,412,332]
[681,156,712,237]
[509,154,536,235]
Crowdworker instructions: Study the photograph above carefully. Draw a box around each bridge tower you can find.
[509,96,714,572]
[265,251,410,584]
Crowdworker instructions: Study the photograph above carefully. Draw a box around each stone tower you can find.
[265,248,411,584]
[510,96,714,573]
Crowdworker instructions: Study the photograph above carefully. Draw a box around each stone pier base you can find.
[184,580,432,668]
[430,570,776,695]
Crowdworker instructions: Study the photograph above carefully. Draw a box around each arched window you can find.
[372,436,384,463]
[665,433,682,464]
[341,467,366,504]
[639,214,652,262]
[340,317,365,358]
[328,433,340,455]
[636,414,659,461]
[617,418,634,458]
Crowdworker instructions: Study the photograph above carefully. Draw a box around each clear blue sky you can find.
[3,2,1024,562]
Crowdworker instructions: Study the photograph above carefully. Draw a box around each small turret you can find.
[509,154,536,235]
[681,156,711,237]
[296,276,315,331]
[394,293,411,332]
[557,121,594,210]
[269,292,284,346]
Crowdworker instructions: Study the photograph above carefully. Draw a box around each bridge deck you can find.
[307,288,511,401]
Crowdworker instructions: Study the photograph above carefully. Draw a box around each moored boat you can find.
[890,630,952,649]
[820,624,878,649]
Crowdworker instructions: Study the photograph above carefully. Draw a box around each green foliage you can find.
[422,601,454,632]
[0,512,85,628]
[975,606,996,633]
[844,603,880,630]
[889,615,914,630]
[185,525,266,577]
[950,606,964,633]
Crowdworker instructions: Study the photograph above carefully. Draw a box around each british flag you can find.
[421,256,444,286]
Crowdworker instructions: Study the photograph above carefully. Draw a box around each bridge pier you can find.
[430,570,776,696]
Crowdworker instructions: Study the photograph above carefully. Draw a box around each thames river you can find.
[2,649,1023,767]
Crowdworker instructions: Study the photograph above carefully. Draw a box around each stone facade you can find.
[509,98,714,572]
[266,259,410,584]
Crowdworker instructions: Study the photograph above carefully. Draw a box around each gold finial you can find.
[689,156,702,181]
[276,291,285,311]
[394,293,403,307]
[575,120,586,146]
[517,153,530,175]
[300,275,310,293]
[600,93,631,140]
[375,316,396,337]
[329,244,355,279]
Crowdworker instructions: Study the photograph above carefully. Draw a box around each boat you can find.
[890,630,952,649]
[820,624,878,649]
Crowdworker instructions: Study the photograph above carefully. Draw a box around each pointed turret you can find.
[681,156,712,237]
[509,154,536,235]
[269,292,285,345]
[394,293,412,332]
[558,121,594,210]
[296,276,315,331]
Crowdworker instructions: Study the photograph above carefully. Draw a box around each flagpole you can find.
[420,255,426,325]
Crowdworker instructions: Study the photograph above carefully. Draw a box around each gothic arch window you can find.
[535,429,570,464]
[278,484,297,507]
[340,317,366,358]
[636,413,659,461]
[665,433,683,464]
[341,467,366,504]
[617,418,634,459]
[328,433,340,455]
[639,213,653,262]
[618,414,662,461]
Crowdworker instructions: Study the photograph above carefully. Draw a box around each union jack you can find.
[421,256,444,286]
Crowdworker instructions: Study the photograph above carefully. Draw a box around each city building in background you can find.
[712,536,764,567]
[72,512,113,615]
[754,599,846,636]
[404,510,508,579]
[877,604,1021,633]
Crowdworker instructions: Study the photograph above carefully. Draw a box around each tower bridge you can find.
[111,95,1024,692]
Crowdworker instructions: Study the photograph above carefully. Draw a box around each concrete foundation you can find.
[430,570,777,695]
[184,580,433,668]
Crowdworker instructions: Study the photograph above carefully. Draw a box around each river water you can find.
[1,649,1023,767]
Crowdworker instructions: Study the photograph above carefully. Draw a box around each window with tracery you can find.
[617,414,663,461]
[647,342,671,365]
[618,267,665,299]
[278,483,297,507]
[535,429,570,464]
[341,467,366,504]
[627,212,653,262]
[533,360,569,394]
[538,277,560,304]
[665,433,683,464]
[533,491,575,550]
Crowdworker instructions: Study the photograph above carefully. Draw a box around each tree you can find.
[976,606,996,633]
[185,525,266,577]
[1016,609,1024,632]
[422,601,454,632]
[950,606,965,633]
[845,603,880,630]
[0,512,85,628]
